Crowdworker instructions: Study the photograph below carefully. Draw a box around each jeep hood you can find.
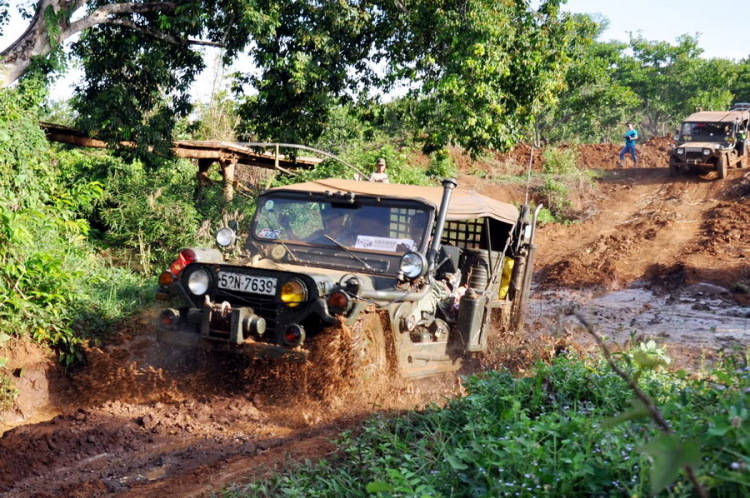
[677,142,723,149]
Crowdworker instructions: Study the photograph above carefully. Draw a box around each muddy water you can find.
[529,284,750,363]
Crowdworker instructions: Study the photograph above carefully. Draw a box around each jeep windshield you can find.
[253,195,432,256]
[680,122,732,142]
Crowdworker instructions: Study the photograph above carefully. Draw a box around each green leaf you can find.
[640,435,702,494]
[633,350,667,369]
[0,332,10,346]
[366,481,395,493]
[604,399,649,427]
[446,455,469,470]
[708,424,732,437]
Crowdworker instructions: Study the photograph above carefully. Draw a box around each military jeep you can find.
[669,104,750,179]
[156,178,540,378]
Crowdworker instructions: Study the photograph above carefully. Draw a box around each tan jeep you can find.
[669,104,749,179]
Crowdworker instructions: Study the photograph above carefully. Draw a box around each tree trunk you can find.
[1,1,183,88]
[0,0,57,87]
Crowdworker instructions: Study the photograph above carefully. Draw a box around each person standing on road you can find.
[618,122,639,168]
[369,158,390,183]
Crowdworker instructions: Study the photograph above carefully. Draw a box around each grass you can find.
[0,356,18,414]
[223,348,750,498]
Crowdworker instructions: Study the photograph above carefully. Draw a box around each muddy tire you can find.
[718,155,728,179]
[351,312,388,384]
[306,313,388,397]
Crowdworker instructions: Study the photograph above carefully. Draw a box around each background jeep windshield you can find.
[254,197,430,253]
[681,122,732,141]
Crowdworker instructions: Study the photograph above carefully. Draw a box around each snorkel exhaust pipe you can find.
[427,178,457,272]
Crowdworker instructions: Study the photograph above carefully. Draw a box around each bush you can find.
[225,351,750,498]
[536,178,572,221]
[426,148,458,179]
[542,147,578,175]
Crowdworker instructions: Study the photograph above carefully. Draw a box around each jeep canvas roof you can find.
[684,110,749,123]
[267,178,520,225]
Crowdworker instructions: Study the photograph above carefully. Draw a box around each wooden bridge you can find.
[40,122,324,200]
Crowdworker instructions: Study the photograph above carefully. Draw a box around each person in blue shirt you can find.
[618,122,639,168]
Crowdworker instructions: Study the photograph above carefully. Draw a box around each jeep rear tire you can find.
[718,155,728,179]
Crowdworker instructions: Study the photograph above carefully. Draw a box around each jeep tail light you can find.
[169,249,198,276]
[284,324,305,346]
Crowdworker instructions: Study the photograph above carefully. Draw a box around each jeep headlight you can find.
[187,269,211,296]
[703,149,711,156]
[216,227,236,247]
[399,252,427,279]
[676,148,684,155]
[281,279,306,307]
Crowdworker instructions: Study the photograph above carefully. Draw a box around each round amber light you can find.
[280,280,306,307]
[159,271,174,286]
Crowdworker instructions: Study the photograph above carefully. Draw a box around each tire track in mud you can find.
[535,168,742,289]
[0,325,466,497]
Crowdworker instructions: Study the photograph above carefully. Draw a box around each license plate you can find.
[218,272,277,295]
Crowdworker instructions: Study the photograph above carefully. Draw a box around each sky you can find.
[1,0,749,103]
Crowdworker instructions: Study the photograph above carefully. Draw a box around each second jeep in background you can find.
[669,103,749,179]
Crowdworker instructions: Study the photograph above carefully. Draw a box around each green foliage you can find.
[0,86,155,364]
[374,0,586,156]
[0,370,17,414]
[536,178,572,221]
[225,352,750,498]
[426,149,458,180]
[542,148,578,175]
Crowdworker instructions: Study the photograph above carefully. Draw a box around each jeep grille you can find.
[214,290,279,337]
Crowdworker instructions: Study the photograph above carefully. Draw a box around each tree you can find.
[618,34,736,136]
[3,0,585,157]
[0,1,237,88]
[536,15,641,144]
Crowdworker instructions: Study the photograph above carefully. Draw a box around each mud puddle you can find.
[529,284,750,366]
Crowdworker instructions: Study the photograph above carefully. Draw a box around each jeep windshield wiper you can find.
[324,235,374,271]
[262,216,299,262]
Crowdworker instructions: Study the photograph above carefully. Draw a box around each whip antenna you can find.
[524,146,534,205]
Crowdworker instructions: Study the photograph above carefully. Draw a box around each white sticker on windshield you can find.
[258,228,281,239]
[355,235,416,252]
[264,200,275,210]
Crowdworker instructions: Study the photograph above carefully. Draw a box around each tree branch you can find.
[576,314,708,498]
[103,18,226,47]
[66,2,177,37]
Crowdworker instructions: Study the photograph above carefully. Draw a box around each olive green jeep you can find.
[155,177,540,379]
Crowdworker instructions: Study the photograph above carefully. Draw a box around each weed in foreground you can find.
[223,346,750,498]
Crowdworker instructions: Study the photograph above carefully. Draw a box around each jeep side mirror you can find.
[228,220,239,231]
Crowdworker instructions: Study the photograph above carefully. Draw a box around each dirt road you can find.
[1,158,748,497]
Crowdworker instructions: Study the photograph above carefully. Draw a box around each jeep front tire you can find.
[718,154,728,179]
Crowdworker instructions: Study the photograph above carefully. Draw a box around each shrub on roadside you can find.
[225,351,750,498]
[542,147,578,175]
